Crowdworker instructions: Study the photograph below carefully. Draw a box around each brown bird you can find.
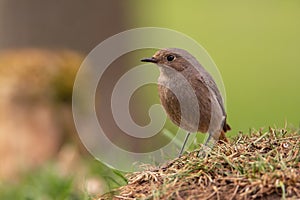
[141,48,230,157]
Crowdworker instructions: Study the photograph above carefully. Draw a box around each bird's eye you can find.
[166,54,175,61]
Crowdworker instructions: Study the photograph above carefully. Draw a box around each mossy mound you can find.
[100,128,300,199]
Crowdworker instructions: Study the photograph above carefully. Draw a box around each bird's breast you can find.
[157,72,211,133]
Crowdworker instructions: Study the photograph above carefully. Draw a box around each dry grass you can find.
[99,128,300,200]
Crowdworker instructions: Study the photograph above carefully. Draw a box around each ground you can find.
[99,128,300,200]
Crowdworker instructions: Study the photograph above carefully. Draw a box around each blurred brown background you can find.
[0,0,125,52]
[0,0,126,191]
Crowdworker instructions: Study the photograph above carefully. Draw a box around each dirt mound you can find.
[100,128,300,199]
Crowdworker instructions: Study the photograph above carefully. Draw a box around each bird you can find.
[141,48,230,157]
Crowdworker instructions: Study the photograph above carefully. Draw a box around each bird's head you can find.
[141,48,194,72]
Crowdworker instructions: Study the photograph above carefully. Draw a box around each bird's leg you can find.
[204,132,213,146]
[197,132,218,157]
[197,116,227,157]
[178,132,191,157]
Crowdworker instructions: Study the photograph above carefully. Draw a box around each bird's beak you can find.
[141,57,158,63]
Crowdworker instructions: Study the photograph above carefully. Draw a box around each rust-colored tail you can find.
[223,123,231,132]
[219,121,231,142]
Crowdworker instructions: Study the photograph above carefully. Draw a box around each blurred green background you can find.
[129,1,300,134]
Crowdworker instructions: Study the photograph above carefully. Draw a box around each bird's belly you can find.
[158,85,210,133]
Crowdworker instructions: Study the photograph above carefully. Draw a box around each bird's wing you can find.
[179,49,227,117]
[208,78,226,116]
[196,72,226,117]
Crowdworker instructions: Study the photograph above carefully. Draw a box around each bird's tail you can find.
[220,119,231,142]
[219,130,228,142]
[223,122,231,132]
